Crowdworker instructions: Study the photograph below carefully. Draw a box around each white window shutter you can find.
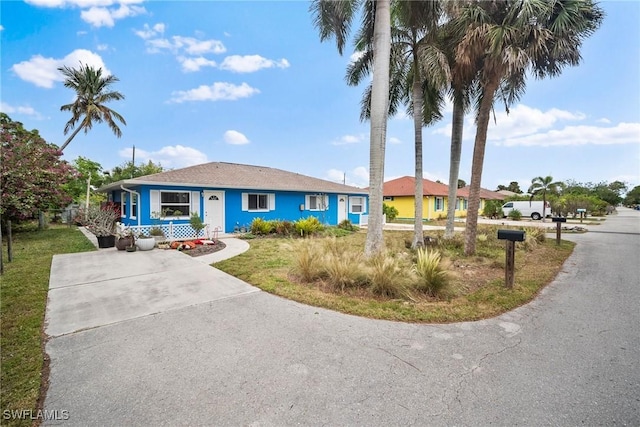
[324,195,329,211]
[269,193,275,211]
[191,191,200,216]
[150,190,160,216]
[363,197,367,214]
[120,192,126,218]
[242,193,248,211]
[304,195,310,210]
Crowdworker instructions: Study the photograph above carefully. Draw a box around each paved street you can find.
[44,209,640,426]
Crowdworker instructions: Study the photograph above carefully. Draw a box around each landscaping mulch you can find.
[176,240,226,257]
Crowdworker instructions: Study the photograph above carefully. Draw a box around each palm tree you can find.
[58,64,126,152]
[346,1,448,249]
[528,176,564,220]
[311,0,391,257]
[454,0,603,256]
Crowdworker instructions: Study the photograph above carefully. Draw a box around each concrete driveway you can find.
[46,247,258,337]
[43,210,639,426]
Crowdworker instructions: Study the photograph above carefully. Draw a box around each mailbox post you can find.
[577,208,586,223]
[552,217,566,245]
[497,230,526,289]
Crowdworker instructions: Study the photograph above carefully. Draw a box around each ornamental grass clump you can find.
[292,240,324,282]
[295,216,324,237]
[250,217,273,235]
[322,250,365,292]
[367,253,408,298]
[412,248,449,297]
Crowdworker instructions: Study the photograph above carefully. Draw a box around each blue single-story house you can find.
[98,162,369,239]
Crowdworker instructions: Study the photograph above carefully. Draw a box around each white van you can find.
[501,201,551,220]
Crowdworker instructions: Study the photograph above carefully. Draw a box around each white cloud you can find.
[174,36,226,55]
[389,136,401,144]
[134,23,165,39]
[219,55,290,73]
[169,82,260,103]
[349,51,365,63]
[332,134,365,146]
[352,166,369,186]
[597,117,611,124]
[96,43,109,51]
[11,49,109,88]
[142,34,226,55]
[496,122,640,147]
[178,56,216,73]
[0,102,44,119]
[326,166,369,187]
[81,3,145,28]
[119,145,208,169]
[223,130,250,145]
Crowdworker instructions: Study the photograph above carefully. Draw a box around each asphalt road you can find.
[43,208,640,426]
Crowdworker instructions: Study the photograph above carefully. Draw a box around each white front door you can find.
[204,191,225,233]
[337,195,347,224]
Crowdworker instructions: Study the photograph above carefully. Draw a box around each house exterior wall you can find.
[109,185,368,234]
[385,195,470,220]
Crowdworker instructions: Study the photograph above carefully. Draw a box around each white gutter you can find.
[120,185,141,231]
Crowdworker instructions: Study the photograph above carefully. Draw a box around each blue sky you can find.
[2,0,639,192]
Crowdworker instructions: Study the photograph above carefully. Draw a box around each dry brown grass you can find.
[215,227,575,323]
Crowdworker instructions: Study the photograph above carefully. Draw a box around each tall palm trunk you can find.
[412,57,424,249]
[444,91,464,239]
[364,0,391,257]
[59,124,84,152]
[464,77,500,256]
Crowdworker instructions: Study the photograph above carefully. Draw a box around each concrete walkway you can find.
[43,210,639,426]
[47,232,253,337]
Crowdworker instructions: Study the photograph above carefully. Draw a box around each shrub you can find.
[322,250,365,292]
[520,226,546,251]
[292,240,324,282]
[337,219,358,231]
[295,216,324,237]
[273,220,295,236]
[507,209,522,220]
[250,217,273,235]
[412,248,449,297]
[190,212,206,236]
[483,200,504,218]
[383,203,399,221]
[367,254,407,298]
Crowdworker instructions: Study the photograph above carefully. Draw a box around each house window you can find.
[435,197,444,211]
[463,198,468,210]
[383,196,394,201]
[249,194,268,210]
[130,194,138,218]
[350,196,365,214]
[306,194,328,211]
[242,193,275,212]
[161,191,190,217]
[120,192,127,218]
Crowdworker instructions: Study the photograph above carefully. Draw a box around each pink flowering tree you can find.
[1,113,77,223]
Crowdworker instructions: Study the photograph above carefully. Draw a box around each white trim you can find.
[242,192,274,212]
[305,194,328,211]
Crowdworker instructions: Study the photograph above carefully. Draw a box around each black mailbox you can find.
[497,229,526,242]
[552,217,567,223]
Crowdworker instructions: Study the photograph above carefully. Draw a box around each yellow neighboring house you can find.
[382,176,504,221]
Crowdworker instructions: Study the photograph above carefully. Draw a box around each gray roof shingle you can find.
[99,162,367,194]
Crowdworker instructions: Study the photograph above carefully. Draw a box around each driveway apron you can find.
[43,210,640,426]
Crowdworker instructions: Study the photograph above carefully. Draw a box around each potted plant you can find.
[78,204,119,248]
[136,232,156,251]
[114,223,135,251]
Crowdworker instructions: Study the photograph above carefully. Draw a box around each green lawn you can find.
[1,226,95,427]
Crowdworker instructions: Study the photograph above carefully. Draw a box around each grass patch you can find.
[215,228,575,323]
[1,225,95,427]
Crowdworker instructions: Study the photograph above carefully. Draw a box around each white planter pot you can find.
[136,237,156,251]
